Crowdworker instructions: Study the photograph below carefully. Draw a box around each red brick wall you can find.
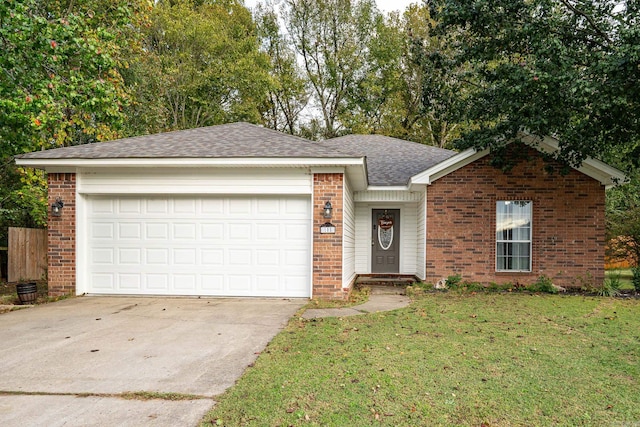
[313,173,345,299]
[47,173,76,296]
[426,146,605,288]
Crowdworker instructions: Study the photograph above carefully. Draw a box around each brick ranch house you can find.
[15,123,625,299]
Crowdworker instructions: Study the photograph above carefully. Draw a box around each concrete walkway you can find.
[302,286,410,319]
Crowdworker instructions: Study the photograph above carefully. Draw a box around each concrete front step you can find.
[355,276,416,289]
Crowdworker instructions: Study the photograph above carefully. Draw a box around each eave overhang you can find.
[15,156,370,191]
[409,134,626,190]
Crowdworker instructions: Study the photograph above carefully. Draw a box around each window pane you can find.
[496,201,531,271]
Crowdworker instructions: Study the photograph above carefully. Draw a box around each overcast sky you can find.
[243,0,421,14]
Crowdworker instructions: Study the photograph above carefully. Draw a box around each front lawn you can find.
[202,293,640,426]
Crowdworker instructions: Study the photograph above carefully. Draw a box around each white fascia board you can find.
[409,148,488,186]
[366,185,409,191]
[577,159,627,188]
[409,133,626,189]
[15,156,365,170]
[521,133,627,188]
[309,158,368,191]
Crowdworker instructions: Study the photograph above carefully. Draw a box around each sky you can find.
[243,0,421,14]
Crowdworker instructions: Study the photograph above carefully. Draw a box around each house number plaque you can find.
[320,222,336,234]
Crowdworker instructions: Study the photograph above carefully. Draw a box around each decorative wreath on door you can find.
[377,213,394,250]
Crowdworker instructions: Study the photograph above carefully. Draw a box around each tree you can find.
[130,0,272,132]
[255,3,310,135]
[0,0,146,242]
[0,0,142,154]
[427,0,640,167]
[344,4,464,147]
[606,172,640,290]
[282,0,379,139]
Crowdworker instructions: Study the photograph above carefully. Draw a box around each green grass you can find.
[202,293,640,426]
[605,268,634,289]
[306,285,370,309]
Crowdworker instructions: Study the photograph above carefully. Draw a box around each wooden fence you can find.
[8,227,47,283]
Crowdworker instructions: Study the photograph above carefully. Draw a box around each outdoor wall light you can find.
[323,201,333,219]
[51,198,64,217]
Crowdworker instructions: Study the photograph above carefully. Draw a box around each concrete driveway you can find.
[0,296,304,426]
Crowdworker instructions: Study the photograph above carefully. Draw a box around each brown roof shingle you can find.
[322,134,457,186]
[17,123,458,186]
[17,122,349,159]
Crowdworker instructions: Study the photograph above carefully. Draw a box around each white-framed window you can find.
[496,200,532,272]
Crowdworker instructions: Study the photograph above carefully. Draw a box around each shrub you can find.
[411,282,433,291]
[461,281,485,292]
[487,282,511,292]
[527,275,558,294]
[599,274,621,297]
[445,274,462,289]
[632,266,640,292]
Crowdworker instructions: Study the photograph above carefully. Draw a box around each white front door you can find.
[84,195,311,297]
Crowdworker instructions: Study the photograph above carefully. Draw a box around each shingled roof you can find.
[17,123,459,186]
[321,134,457,186]
[17,122,349,159]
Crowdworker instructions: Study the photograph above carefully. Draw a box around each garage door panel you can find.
[92,248,114,264]
[285,223,308,240]
[228,223,252,240]
[92,223,114,239]
[92,274,114,290]
[173,274,196,290]
[86,196,311,297]
[285,198,309,216]
[146,199,168,213]
[118,223,141,239]
[119,248,141,264]
[92,199,115,214]
[146,223,168,239]
[285,249,308,266]
[120,274,141,290]
[229,275,251,291]
[257,199,281,215]
[229,249,251,265]
[256,250,278,265]
[146,274,169,290]
[201,274,224,291]
[174,199,196,214]
[120,199,141,213]
[201,223,224,239]
[229,199,251,214]
[173,223,197,239]
[173,248,197,265]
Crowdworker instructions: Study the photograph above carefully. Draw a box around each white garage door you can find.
[86,195,311,297]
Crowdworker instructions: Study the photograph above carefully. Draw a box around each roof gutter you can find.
[15,156,366,169]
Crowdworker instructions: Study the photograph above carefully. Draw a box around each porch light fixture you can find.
[323,201,333,219]
[51,198,64,217]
